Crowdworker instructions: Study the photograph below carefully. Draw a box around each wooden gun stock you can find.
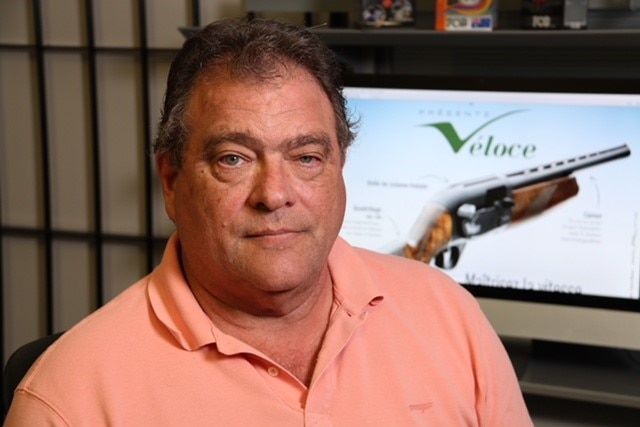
[403,177,579,264]
[511,176,579,222]
[404,211,453,263]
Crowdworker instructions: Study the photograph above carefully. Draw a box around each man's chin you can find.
[240,259,325,292]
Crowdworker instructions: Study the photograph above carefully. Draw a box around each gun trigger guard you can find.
[435,243,465,269]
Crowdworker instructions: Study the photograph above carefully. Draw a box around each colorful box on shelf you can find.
[435,0,497,31]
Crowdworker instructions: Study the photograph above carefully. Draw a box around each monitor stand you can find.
[504,338,640,409]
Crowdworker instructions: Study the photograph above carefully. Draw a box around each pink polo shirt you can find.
[6,235,532,426]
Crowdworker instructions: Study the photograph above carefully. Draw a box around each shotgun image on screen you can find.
[403,144,631,269]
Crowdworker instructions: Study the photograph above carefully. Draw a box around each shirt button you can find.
[267,366,280,377]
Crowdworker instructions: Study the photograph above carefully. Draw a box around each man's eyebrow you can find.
[201,132,260,157]
[287,133,334,155]
[202,132,335,156]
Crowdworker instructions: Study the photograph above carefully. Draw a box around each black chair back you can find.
[2,332,64,419]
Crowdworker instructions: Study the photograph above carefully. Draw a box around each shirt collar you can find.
[147,234,216,351]
[147,234,385,351]
[327,237,385,315]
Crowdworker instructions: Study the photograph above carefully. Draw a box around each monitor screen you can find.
[339,74,640,350]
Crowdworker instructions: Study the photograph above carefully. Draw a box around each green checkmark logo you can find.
[421,110,526,153]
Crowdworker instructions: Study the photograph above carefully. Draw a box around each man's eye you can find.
[220,154,243,166]
[299,155,320,165]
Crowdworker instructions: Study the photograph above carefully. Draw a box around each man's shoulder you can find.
[18,279,152,387]
[7,274,190,424]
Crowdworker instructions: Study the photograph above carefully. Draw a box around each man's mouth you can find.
[245,228,300,239]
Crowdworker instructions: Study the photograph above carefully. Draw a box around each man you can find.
[5,18,532,425]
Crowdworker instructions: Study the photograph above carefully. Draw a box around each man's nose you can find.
[248,159,294,211]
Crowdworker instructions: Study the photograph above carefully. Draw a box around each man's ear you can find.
[156,152,179,222]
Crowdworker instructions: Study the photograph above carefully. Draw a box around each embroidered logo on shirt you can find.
[409,402,433,413]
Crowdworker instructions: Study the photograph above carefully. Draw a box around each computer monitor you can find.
[339,74,640,352]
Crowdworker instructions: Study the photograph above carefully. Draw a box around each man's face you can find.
[157,66,346,314]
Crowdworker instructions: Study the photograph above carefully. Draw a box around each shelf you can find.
[313,28,640,48]
[180,26,640,48]
[311,27,640,78]
[179,25,640,78]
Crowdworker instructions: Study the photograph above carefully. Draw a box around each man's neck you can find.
[190,270,335,385]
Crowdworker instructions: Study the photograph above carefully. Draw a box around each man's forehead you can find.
[182,63,343,160]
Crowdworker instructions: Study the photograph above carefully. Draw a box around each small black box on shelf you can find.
[521,0,563,29]
[521,0,588,29]
[522,0,564,30]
